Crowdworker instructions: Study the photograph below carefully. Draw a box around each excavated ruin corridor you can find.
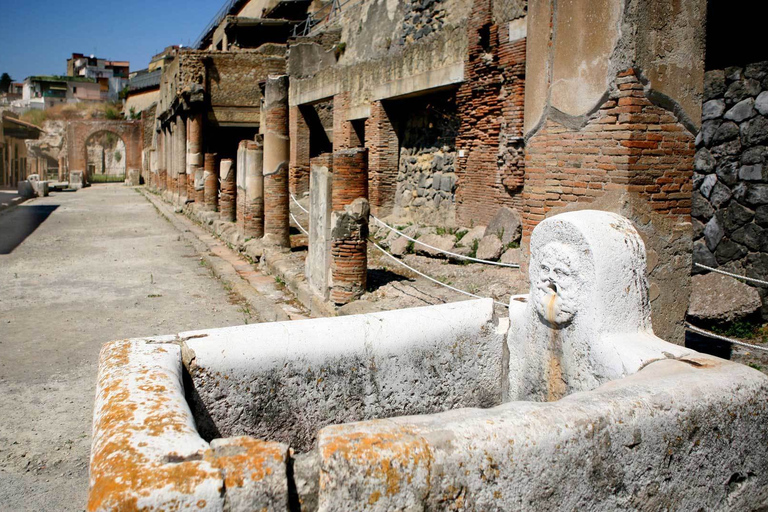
[0,185,264,510]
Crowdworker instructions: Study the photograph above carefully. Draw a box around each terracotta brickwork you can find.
[204,153,219,212]
[219,159,236,222]
[365,101,399,215]
[289,106,310,196]
[523,69,694,239]
[332,148,369,208]
[455,0,526,225]
[65,120,142,183]
[263,76,291,247]
[330,148,369,305]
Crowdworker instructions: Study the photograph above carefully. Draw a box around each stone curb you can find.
[156,190,337,318]
[140,189,296,323]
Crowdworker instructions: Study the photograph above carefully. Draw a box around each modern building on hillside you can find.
[67,53,130,101]
[19,76,102,110]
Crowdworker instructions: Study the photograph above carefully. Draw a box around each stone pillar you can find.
[236,140,248,228]
[263,75,291,247]
[522,0,705,343]
[158,128,167,191]
[187,114,202,201]
[307,153,333,299]
[219,159,236,222]
[243,137,265,238]
[175,115,187,203]
[330,148,369,305]
[204,153,218,211]
[166,126,174,194]
[58,155,66,182]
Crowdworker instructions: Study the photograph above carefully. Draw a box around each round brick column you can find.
[219,159,236,222]
[175,115,187,203]
[263,75,290,247]
[330,148,369,305]
[204,153,219,212]
[244,137,265,238]
[189,113,204,204]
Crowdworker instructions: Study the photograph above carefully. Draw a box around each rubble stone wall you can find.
[692,61,768,317]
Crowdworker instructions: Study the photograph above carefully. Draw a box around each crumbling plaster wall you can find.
[524,0,705,135]
[521,0,705,344]
[289,4,469,114]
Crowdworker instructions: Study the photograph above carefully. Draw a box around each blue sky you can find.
[0,0,224,81]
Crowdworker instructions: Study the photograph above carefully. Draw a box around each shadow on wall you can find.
[0,204,59,254]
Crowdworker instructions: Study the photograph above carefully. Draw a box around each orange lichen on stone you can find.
[319,422,432,506]
[207,437,287,489]
[87,339,223,511]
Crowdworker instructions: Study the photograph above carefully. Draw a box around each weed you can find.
[749,363,764,371]
[147,294,162,298]
[496,227,505,242]
[455,229,469,242]
[275,275,285,286]
[506,241,520,250]
[406,240,415,254]
[712,320,768,343]
[469,238,480,258]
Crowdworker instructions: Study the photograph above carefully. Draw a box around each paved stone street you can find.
[0,184,256,510]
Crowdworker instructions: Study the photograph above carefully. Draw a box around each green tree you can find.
[0,73,12,93]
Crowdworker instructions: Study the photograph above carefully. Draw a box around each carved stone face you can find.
[531,243,584,326]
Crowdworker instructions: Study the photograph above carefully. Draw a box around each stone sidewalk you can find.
[0,184,272,510]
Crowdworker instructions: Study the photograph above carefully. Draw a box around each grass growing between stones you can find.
[712,320,768,344]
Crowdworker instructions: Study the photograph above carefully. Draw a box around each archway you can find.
[85,130,127,183]
[66,120,142,184]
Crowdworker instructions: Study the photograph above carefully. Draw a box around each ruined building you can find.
[83,0,768,508]
[134,0,718,344]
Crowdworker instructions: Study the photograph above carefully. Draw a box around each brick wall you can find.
[523,69,694,239]
[365,101,399,215]
[455,0,526,226]
[289,106,310,196]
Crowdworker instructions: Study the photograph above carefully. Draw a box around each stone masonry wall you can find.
[693,61,768,317]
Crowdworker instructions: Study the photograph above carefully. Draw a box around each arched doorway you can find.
[85,131,126,183]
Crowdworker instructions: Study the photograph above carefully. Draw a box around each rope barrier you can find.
[290,193,519,268]
[289,209,507,307]
[694,263,768,287]
[370,215,521,268]
[685,323,768,353]
[290,194,309,214]
[370,240,509,308]
[290,213,308,236]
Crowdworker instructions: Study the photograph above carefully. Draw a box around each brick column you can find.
[244,137,265,238]
[289,105,310,196]
[204,153,218,211]
[219,159,236,222]
[365,101,398,216]
[330,148,369,305]
[189,113,204,204]
[175,115,187,203]
[263,75,291,247]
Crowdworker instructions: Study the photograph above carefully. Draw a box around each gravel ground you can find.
[0,184,261,511]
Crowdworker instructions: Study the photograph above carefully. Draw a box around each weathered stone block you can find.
[688,272,762,322]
